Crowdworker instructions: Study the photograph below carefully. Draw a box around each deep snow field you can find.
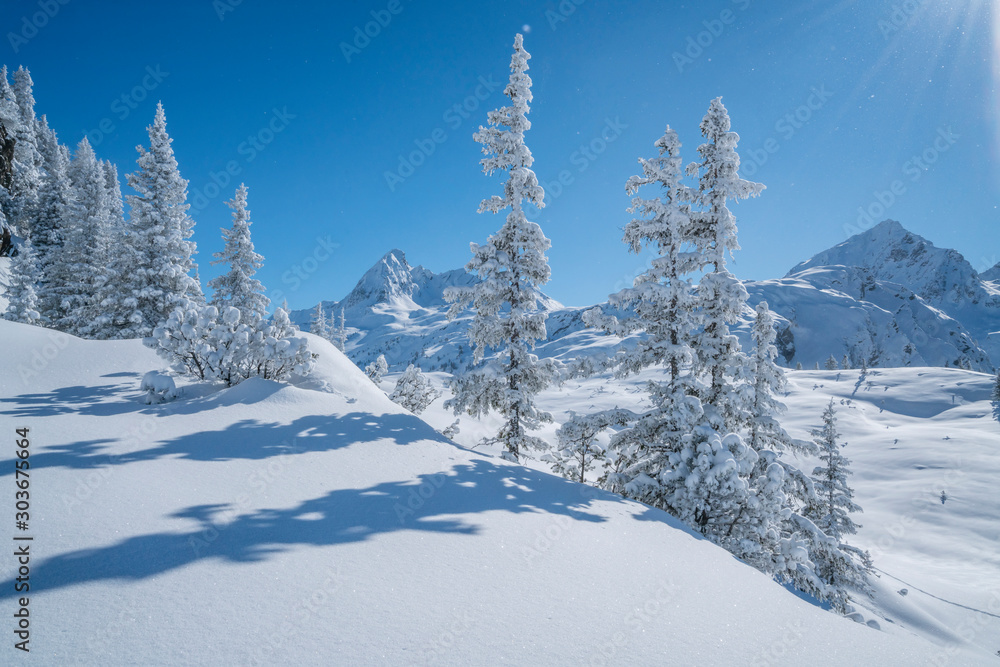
[1,319,997,665]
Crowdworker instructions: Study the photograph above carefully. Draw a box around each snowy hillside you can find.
[293,221,997,374]
[407,363,1000,664]
[1,319,994,664]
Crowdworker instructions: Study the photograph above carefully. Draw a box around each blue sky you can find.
[2,0,997,308]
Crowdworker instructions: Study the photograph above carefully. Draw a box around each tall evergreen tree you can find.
[53,137,112,335]
[335,307,347,352]
[445,33,556,462]
[0,68,23,232]
[102,160,126,231]
[208,184,268,322]
[2,234,43,325]
[32,116,72,323]
[310,302,329,338]
[116,102,202,335]
[8,67,43,236]
[804,399,873,609]
[991,370,1000,421]
[808,400,863,540]
[687,97,764,434]
[583,125,703,506]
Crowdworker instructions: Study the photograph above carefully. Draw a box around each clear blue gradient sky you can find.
[2,0,997,308]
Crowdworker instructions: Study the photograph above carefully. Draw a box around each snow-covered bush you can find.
[440,419,460,440]
[389,364,439,414]
[144,303,314,386]
[544,409,631,484]
[140,371,178,404]
[365,354,388,384]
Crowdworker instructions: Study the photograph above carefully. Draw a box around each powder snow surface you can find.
[0,320,995,665]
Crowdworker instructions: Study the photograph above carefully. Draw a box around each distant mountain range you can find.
[290,220,999,373]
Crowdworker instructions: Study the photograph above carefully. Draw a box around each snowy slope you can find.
[293,221,997,374]
[411,364,1000,664]
[0,319,991,665]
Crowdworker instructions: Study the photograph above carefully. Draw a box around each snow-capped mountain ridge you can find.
[293,220,996,373]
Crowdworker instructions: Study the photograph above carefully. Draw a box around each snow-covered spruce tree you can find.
[824,355,839,370]
[365,354,388,384]
[544,409,632,485]
[0,70,22,235]
[841,354,851,371]
[389,364,440,414]
[739,301,823,573]
[582,125,703,506]
[808,400,863,540]
[335,307,348,352]
[2,235,43,324]
[5,67,43,236]
[991,370,1000,421]
[118,103,203,336]
[32,116,71,322]
[445,33,557,463]
[53,137,113,336]
[310,302,329,338]
[804,399,873,609]
[102,160,126,230]
[687,97,763,434]
[208,184,268,322]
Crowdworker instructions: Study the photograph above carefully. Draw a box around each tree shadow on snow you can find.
[0,411,452,476]
[0,458,617,598]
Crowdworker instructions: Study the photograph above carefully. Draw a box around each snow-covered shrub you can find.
[140,371,178,404]
[389,364,439,414]
[145,303,314,386]
[440,419,460,440]
[365,354,388,384]
[544,409,632,484]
